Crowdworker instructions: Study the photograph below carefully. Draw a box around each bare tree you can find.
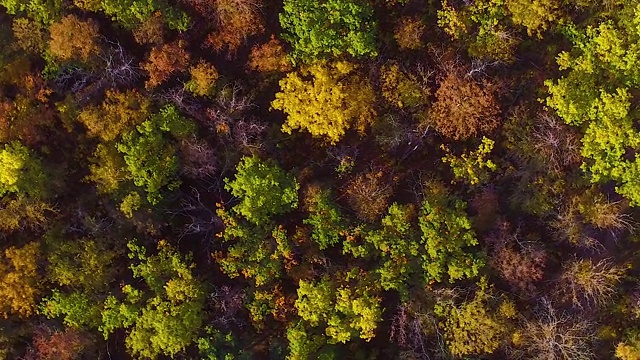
[531,111,582,174]
[558,257,624,309]
[512,298,598,360]
[209,285,246,330]
[180,136,218,179]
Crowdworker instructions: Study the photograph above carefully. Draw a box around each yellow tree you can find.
[271,60,375,144]
[48,15,102,62]
[0,242,42,318]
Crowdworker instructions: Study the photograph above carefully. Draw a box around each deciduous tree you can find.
[141,40,190,89]
[272,60,376,144]
[280,0,377,61]
[0,141,47,198]
[419,181,484,283]
[428,70,500,140]
[48,15,101,62]
[100,240,206,359]
[0,242,41,318]
[224,155,299,226]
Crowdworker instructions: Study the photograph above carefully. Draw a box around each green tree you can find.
[545,11,640,206]
[506,0,561,37]
[419,182,484,283]
[0,0,63,24]
[279,0,377,61]
[441,136,497,185]
[224,156,299,226]
[272,60,375,144]
[117,105,193,205]
[364,203,420,294]
[295,277,382,343]
[303,188,347,250]
[215,209,293,286]
[100,240,206,359]
[0,141,47,198]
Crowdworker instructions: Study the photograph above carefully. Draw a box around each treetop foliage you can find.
[1,0,640,359]
[280,0,378,62]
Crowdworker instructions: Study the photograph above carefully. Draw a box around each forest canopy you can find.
[1,0,640,359]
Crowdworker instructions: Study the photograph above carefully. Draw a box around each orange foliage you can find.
[203,0,265,56]
[49,15,101,62]
[429,70,500,140]
[247,36,292,73]
[141,40,190,89]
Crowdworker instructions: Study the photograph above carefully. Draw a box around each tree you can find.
[513,299,597,360]
[75,0,189,30]
[247,36,292,73]
[280,0,377,62]
[419,181,484,283]
[441,137,497,185]
[132,12,165,45]
[558,258,624,309]
[428,70,500,140]
[295,277,382,343]
[203,0,265,56]
[45,236,119,293]
[364,203,420,293]
[0,0,63,24]
[380,63,429,109]
[116,105,193,204]
[29,325,91,360]
[12,17,46,54]
[215,209,293,286]
[0,196,53,232]
[48,15,102,62]
[394,16,425,50]
[141,40,190,89]
[303,187,347,250]
[185,61,218,97]
[272,60,376,144]
[77,89,151,141]
[506,0,560,37]
[224,155,299,226]
[434,278,510,357]
[86,142,131,195]
[544,10,640,206]
[343,170,393,223]
[0,141,47,198]
[100,240,206,359]
[437,0,518,62]
[0,242,41,318]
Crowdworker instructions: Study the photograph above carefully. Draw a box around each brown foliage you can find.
[343,170,393,223]
[198,0,265,56]
[487,222,547,295]
[133,12,165,45]
[29,326,90,360]
[49,15,101,62]
[428,70,500,140]
[247,36,292,73]
[394,17,425,50]
[142,40,190,89]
